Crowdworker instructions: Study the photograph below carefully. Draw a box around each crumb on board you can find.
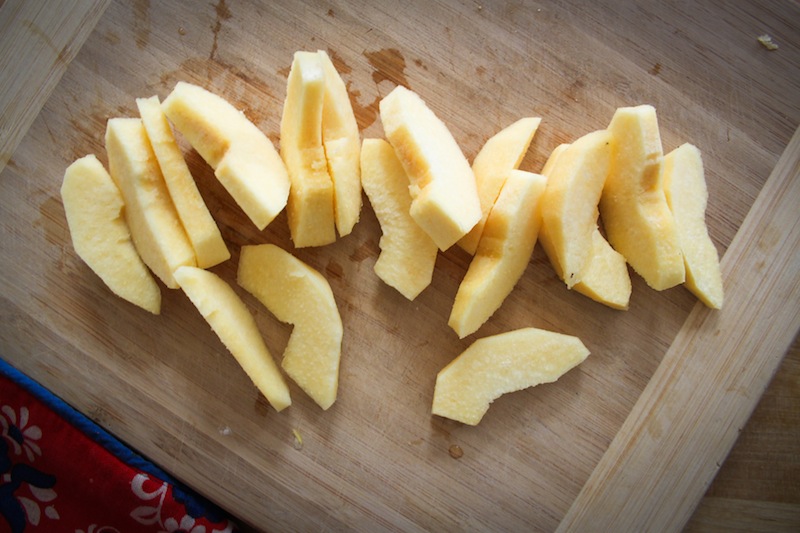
[219,426,232,436]
[292,428,304,450]
[757,34,778,51]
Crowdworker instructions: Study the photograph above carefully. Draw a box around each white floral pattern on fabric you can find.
[130,473,233,533]
[164,515,206,533]
[0,403,60,530]
[1,405,42,462]
[75,525,123,533]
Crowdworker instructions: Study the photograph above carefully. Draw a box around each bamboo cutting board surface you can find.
[1,0,798,530]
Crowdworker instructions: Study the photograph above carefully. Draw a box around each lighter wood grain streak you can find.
[0,0,110,169]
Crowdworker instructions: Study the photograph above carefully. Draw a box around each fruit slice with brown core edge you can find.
[361,138,438,300]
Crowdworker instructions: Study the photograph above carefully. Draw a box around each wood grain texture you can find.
[0,0,110,170]
[686,498,800,533]
[0,1,798,531]
[557,127,800,531]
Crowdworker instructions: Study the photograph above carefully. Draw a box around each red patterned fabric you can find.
[0,361,237,533]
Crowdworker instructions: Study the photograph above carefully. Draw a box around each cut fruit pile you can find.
[61,50,724,426]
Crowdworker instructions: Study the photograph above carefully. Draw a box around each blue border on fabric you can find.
[0,356,229,522]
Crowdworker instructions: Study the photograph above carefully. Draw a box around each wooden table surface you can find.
[1,1,798,531]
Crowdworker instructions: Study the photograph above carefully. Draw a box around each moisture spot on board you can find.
[448,444,464,459]
[326,48,352,75]
[649,62,662,75]
[349,48,410,130]
[327,8,335,18]
[364,47,408,88]
[210,0,233,61]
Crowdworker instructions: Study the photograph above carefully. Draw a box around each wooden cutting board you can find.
[1,0,798,530]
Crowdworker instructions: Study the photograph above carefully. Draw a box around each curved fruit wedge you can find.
[174,266,291,412]
[539,129,611,288]
[137,95,229,268]
[61,155,161,314]
[281,51,336,247]
[539,140,631,309]
[238,244,343,410]
[361,138,438,300]
[449,169,547,338]
[319,49,362,237]
[105,118,196,289]
[379,85,481,251]
[459,117,541,255]
[663,143,724,309]
[432,327,589,425]
[599,105,684,290]
[162,81,290,231]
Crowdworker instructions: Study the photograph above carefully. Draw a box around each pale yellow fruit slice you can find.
[319,49,362,237]
[432,327,589,425]
[569,230,631,310]
[161,81,289,231]
[137,95,229,268]
[449,169,547,338]
[361,138,438,300]
[459,117,541,255]
[599,105,685,290]
[237,244,342,410]
[281,51,337,247]
[539,129,611,288]
[174,266,291,412]
[105,118,196,289]
[379,85,481,251]
[663,143,724,309]
[61,155,161,314]
[540,143,631,309]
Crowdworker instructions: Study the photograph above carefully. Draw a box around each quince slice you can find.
[137,95,229,268]
[538,136,631,309]
[162,82,290,231]
[433,327,589,425]
[319,49,362,237]
[281,51,337,247]
[105,118,196,289]
[238,244,343,410]
[449,169,547,338]
[174,266,291,412]
[599,105,685,290]
[61,155,161,314]
[663,143,724,308]
[379,85,481,251]
[361,138,438,300]
[459,117,541,255]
